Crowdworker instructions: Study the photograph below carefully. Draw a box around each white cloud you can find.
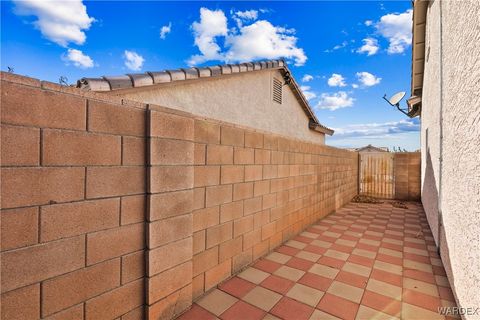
[331,118,420,138]
[62,48,93,68]
[300,85,316,101]
[160,22,172,39]
[189,8,307,67]
[327,73,347,87]
[356,71,381,86]
[316,91,354,111]
[13,0,94,47]
[324,41,348,53]
[302,74,313,82]
[352,84,359,89]
[376,9,412,54]
[333,41,348,50]
[123,50,144,71]
[225,20,306,66]
[234,9,258,20]
[189,8,228,65]
[357,38,379,56]
[365,20,373,26]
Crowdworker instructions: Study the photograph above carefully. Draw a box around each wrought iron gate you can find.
[359,152,395,199]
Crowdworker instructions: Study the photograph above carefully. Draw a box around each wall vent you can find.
[272,78,283,104]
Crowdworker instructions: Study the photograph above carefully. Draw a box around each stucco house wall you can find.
[113,69,326,144]
[420,0,480,316]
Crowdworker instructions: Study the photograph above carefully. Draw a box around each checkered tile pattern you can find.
[177,202,458,320]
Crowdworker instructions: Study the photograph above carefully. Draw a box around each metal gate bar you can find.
[359,152,394,199]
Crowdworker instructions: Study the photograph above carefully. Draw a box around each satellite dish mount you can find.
[383,91,409,116]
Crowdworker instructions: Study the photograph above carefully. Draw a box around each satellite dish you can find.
[382,91,409,116]
[387,91,406,106]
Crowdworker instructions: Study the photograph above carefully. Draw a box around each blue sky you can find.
[1,0,419,150]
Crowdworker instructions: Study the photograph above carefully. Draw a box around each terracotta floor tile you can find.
[347,254,375,268]
[366,279,402,300]
[274,265,306,282]
[404,252,431,264]
[303,245,327,255]
[317,293,359,320]
[356,242,378,253]
[402,302,445,320]
[327,281,364,303]
[403,278,439,297]
[403,289,442,312]
[342,262,371,277]
[404,269,436,284]
[376,253,403,266]
[404,241,428,250]
[286,240,307,249]
[270,297,314,320]
[276,245,300,256]
[432,265,447,276]
[197,289,238,316]
[265,252,292,264]
[220,301,266,320]
[317,235,338,243]
[219,277,256,299]
[295,235,314,244]
[355,305,399,320]
[335,270,368,289]
[261,275,295,295]
[309,263,340,279]
[438,286,456,302]
[435,275,450,287]
[380,242,403,252]
[378,247,403,258]
[370,269,402,287]
[373,260,402,276]
[361,290,401,317]
[298,272,334,291]
[286,283,325,307]
[351,248,376,259]
[341,234,360,242]
[309,309,342,320]
[178,304,216,320]
[243,286,282,312]
[311,239,333,248]
[238,267,270,284]
[302,231,321,239]
[331,243,354,254]
[186,202,458,320]
[318,257,345,270]
[296,251,322,262]
[286,257,315,271]
[335,238,357,247]
[324,249,350,261]
[254,259,282,273]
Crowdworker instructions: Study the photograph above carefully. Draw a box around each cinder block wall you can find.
[1,73,147,320]
[0,72,358,320]
[394,153,421,201]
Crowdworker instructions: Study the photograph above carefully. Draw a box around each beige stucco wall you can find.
[421,0,480,316]
[115,69,325,144]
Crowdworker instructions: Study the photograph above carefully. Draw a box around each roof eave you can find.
[76,59,334,135]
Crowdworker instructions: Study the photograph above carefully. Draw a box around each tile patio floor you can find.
[178,201,458,320]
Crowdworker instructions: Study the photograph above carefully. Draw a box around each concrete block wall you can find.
[1,74,147,320]
[0,72,358,320]
[188,117,358,304]
[394,153,421,201]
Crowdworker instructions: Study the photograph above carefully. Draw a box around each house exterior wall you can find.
[420,0,480,316]
[0,73,357,320]
[114,69,326,144]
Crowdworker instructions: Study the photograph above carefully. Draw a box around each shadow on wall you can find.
[422,147,456,302]
[422,147,439,243]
